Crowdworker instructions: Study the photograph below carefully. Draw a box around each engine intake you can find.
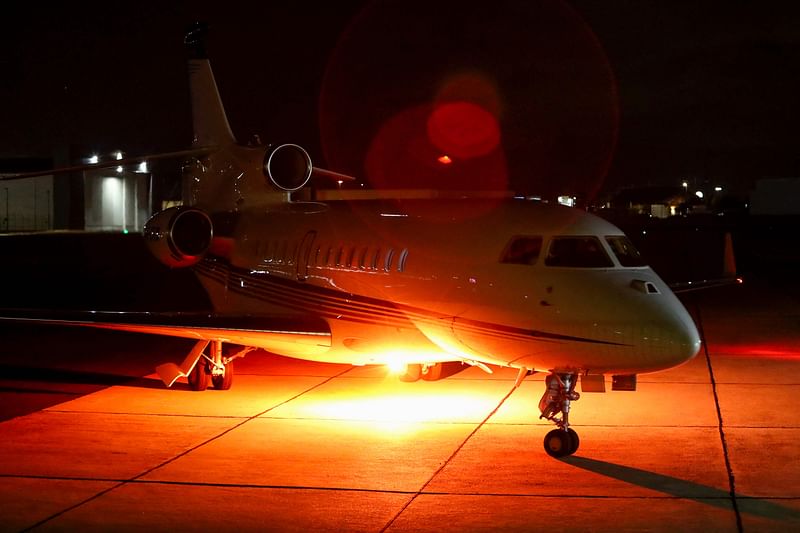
[263,143,312,192]
[143,206,213,268]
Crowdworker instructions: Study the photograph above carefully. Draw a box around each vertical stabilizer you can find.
[185,24,236,147]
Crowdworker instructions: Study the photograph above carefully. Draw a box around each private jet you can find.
[1,25,705,457]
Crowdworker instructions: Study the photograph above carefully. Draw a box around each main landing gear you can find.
[156,340,254,391]
[538,373,581,458]
[188,341,255,391]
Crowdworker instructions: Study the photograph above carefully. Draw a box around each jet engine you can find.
[262,143,313,192]
[143,206,213,268]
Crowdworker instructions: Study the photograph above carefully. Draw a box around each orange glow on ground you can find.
[294,391,502,434]
[438,154,453,164]
[713,343,800,359]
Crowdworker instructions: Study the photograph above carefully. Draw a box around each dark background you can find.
[3,1,799,200]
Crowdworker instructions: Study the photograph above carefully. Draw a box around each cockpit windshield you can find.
[545,236,614,268]
[605,236,647,267]
[500,236,543,265]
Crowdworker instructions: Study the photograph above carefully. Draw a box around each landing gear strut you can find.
[539,373,581,457]
[180,341,253,391]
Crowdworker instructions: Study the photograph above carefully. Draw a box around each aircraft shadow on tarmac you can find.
[0,365,186,392]
[562,456,800,522]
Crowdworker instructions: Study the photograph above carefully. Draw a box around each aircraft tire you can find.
[212,360,234,390]
[188,360,209,391]
[567,428,580,455]
[543,429,575,458]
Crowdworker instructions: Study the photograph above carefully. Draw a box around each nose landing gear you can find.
[539,373,581,457]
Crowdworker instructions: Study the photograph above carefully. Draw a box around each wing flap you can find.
[0,310,331,357]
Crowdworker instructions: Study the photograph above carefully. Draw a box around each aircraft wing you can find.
[0,147,218,181]
[0,309,331,357]
[668,277,743,293]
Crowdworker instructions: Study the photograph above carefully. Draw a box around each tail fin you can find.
[185,24,236,147]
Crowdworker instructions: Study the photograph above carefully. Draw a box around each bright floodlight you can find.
[714,186,723,192]
[115,151,123,160]
[88,155,99,164]
[137,161,148,173]
[695,191,704,199]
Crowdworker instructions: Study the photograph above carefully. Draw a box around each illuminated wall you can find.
[83,171,151,232]
[1,176,54,232]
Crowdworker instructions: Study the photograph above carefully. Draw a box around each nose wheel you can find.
[544,428,580,457]
[539,373,581,457]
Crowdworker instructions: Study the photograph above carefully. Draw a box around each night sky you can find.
[2,0,799,199]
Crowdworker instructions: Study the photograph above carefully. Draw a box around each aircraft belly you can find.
[446,315,692,374]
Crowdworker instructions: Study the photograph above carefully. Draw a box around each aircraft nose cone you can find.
[673,316,702,362]
[651,304,702,368]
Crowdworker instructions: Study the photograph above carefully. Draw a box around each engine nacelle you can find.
[143,206,213,268]
[263,143,313,192]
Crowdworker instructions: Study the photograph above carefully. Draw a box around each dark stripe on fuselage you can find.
[194,258,629,347]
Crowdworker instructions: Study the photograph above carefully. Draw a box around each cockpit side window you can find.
[500,236,543,265]
[605,236,647,267]
[545,236,614,268]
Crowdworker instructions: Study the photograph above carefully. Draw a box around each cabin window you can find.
[500,236,543,265]
[263,241,275,263]
[371,248,380,270]
[398,248,409,272]
[277,241,288,264]
[545,236,614,268]
[605,236,647,267]
[384,249,395,272]
[357,247,368,269]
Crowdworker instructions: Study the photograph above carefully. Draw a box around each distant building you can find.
[1,153,155,233]
[605,186,687,218]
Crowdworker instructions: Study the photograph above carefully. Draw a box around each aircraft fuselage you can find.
[194,198,701,376]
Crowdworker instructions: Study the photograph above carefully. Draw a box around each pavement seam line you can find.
[695,303,743,533]
[19,366,354,532]
[378,382,520,533]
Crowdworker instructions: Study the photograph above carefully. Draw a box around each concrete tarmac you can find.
[0,279,798,532]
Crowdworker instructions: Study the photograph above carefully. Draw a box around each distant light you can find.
[714,186,723,192]
[115,151,123,160]
[695,191,704,199]
[557,195,575,207]
[682,181,688,188]
[136,161,148,173]
[116,166,123,173]
[122,229,129,234]
[386,360,406,374]
[437,155,452,165]
[337,180,344,187]
[88,155,99,164]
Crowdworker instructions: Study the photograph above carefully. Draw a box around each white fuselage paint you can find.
[194,198,701,376]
